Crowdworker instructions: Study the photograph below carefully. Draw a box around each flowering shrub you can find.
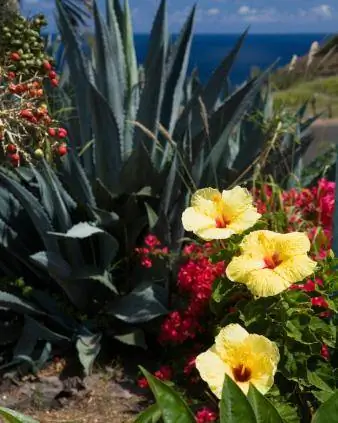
[136,180,338,421]
[0,13,68,166]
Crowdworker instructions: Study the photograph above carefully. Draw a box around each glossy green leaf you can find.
[219,374,256,423]
[134,403,162,423]
[0,407,39,423]
[140,366,195,423]
[247,384,284,423]
[312,390,338,423]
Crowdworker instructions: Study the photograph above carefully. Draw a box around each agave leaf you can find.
[93,1,124,134]
[159,6,195,169]
[30,251,72,280]
[173,29,248,142]
[114,328,147,349]
[202,28,248,113]
[56,0,94,176]
[144,0,167,74]
[48,222,119,271]
[13,316,70,363]
[29,164,55,221]
[59,152,97,208]
[76,333,101,375]
[134,17,167,159]
[204,63,276,184]
[89,82,122,191]
[106,0,124,36]
[0,292,45,316]
[108,282,168,323]
[0,171,59,254]
[123,0,138,95]
[145,203,159,229]
[104,0,126,100]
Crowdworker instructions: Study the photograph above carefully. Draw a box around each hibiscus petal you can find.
[228,209,261,233]
[221,186,255,218]
[275,232,311,259]
[191,188,220,217]
[245,268,292,297]
[215,324,249,359]
[195,347,232,399]
[239,230,279,258]
[226,256,266,283]
[274,255,317,283]
[197,227,235,241]
[182,207,215,232]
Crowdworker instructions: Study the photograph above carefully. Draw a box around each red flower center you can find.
[264,253,282,269]
[232,364,252,383]
[215,215,230,228]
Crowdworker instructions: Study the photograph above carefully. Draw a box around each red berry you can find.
[7,72,16,80]
[19,109,33,120]
[10,52,20,61]
[57,128,68,138]
[48,128,56,137]
[43,60,52,71]
[10,153,20,166]
[8,83,17,93]
[6,144,17,154]
[50,78,59,87]
[58,144,67,156]
[49,70,57,79]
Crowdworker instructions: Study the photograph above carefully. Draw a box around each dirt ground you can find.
[0,349,155,423]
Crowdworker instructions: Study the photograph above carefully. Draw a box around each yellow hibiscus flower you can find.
[196,323,279,398]
[182,186,261,241]
[226,230,317,297]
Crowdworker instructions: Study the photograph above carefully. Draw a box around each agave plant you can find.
[0,159,167,375]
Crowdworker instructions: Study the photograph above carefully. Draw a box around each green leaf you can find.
[247,384,284,423]
[0,407,39,423]
[76,333,101,376]
[30,251,71,280]
[108,282,168,323]
[140,366,195,423]
[0,292,45,316]
[312,391,338,423]
[219,374,256,423]
[114,328,147,349]
[134,403,162,423]
[145,202,159,229]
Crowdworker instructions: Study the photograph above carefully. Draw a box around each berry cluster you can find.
[0,14,68,166]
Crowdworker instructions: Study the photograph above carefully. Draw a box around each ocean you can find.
[50,32,329,85]
[133,33,328,85]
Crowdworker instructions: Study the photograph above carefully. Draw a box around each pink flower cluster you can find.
[137,365,173,389]
[158,243,225,344]
[195,407,218,422]
[135,234,169,268]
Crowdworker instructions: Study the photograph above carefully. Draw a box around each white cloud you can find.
[206,8,220,16]
[311,4,332,18]
[238,6,256,16]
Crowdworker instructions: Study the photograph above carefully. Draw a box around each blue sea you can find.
[133,33,328,85]
[50,32,329,85]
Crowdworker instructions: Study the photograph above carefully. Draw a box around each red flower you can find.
[137,377,149,389]
[321,344,330,360]
[144,234,161,248]
[154,365,173,381]
[195,407,218,423]
[311,297,328,308]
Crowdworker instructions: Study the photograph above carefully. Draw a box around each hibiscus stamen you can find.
[215,215,230,228]
[264,253,282,269]
[232,364,252,383]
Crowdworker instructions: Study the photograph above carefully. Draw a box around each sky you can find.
[22,0,338,33]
